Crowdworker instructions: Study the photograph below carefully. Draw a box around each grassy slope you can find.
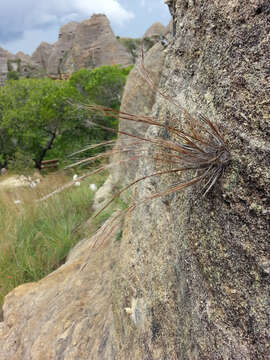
[0,171,118,307]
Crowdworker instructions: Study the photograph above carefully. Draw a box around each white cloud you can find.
[0,0,171,54]
[74,0,134,24]
[0,0,134,43]
[2,27,59,55]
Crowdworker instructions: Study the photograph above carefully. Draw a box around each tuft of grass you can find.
[42,47,231,251]
[68,47,230,213]
[0,172,111,307]
[74,102,230,220]
[61,52,231,249]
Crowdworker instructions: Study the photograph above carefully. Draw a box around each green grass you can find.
[0,171,117,306]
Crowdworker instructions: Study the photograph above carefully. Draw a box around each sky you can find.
[0,0,171,55]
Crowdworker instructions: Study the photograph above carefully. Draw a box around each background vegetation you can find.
[0,171,124,307]
[0,64,132,171]
[116,37,142,63]
[0,64,132,307]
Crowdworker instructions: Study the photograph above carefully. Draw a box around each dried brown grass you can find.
[77,102,230,248]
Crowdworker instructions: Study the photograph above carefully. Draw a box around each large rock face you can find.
[0,1,269,359]
[143,21,165,39]
[0,14,132,82]
[31,42,54,73]
[44,21,78,78]
[45,14,132,79]
[0,48,8,85]
[111,0,270,359]
[71,14,132,72]
[46,21,78,79]
[110,42,166,186]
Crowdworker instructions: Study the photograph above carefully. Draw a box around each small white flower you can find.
[74,181,81,187]
[29,182,36,188]
[73,174,78,181]
[14,200,21,205]
[89,183,97,191]
[35,178,41,184]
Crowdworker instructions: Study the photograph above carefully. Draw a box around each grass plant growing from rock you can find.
[61,50,231,248]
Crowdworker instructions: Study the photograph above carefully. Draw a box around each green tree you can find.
[0,65,132,170]
[69,65,132,108]
[7,71,19,80]
[0,78,80,168]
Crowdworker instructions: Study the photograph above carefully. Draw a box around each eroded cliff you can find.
[112,1,270,358]
[0,1,269,359]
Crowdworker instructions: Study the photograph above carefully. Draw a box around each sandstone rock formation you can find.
[46,21,78,79]
[0,47,42,82]
[31,42,54,73]
[15,51,41,77]
[111,0,270,358]
[0,17,166,83]
[0,48,24,82]
[110,42,166,187]
[143,21,165,39]
[0,48,8,85]
[70,15,132,73]
[1,1,269,359]
[45,14,132,79]
[142,22,166,51]
[0,14,133,82]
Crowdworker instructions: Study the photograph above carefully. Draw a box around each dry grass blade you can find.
[73,101,230,235]
[67,140,116,158]
[93,166,198,220]
[59,101,230,243]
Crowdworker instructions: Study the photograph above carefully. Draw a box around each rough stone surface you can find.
[45,14,132,79]
[0,214,121,360]
[143,21,166,39]
[0,14,132,82]
[70,14,132,73]
[110,42,166,186]
[31,42,54,73]
[46,21,78,79]
[0,47,8,85]
[111,0,270,359]
[1,1,269,359]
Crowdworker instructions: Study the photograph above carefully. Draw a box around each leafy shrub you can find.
[116,37,142,63]
[69,65,133,107]
[7,71,19,80]
[8,150,35,173]
[0,65,132,170]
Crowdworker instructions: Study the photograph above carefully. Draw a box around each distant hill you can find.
[0,15,167,84]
